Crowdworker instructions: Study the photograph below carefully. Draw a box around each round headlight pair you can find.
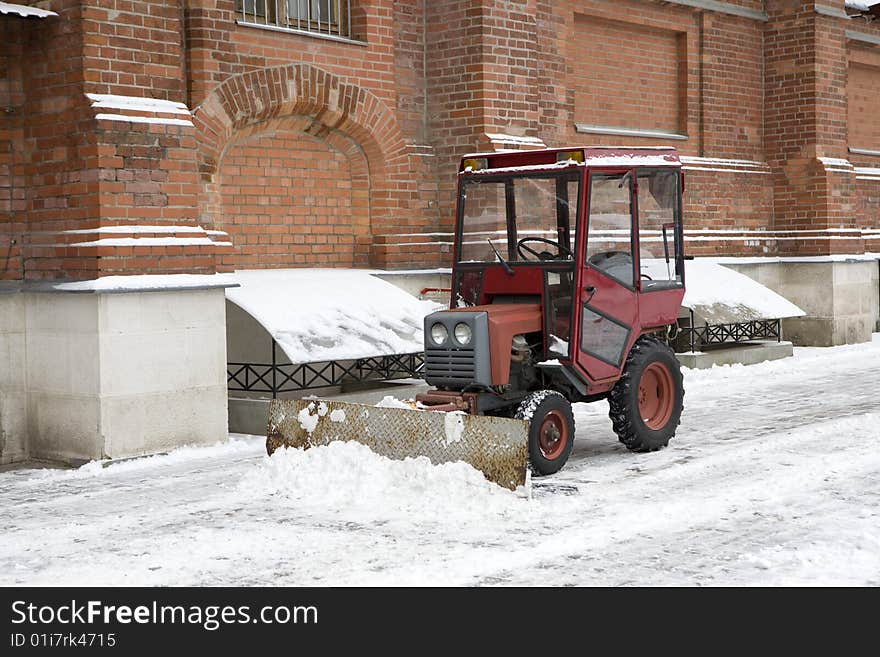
[430,322,473,346]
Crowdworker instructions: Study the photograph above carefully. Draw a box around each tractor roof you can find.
[459,146,681,174]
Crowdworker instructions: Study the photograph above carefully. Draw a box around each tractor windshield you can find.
[457,171,580,264]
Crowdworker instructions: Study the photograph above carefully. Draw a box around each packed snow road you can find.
[2,337,879,586]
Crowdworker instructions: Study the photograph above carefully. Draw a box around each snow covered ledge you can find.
[0,275,236,465]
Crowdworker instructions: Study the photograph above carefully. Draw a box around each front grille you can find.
[425,348,475,384]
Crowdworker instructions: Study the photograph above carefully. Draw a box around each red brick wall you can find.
[479,1,541,138]
[393,0,426,144]
[682,166,776,257]
[571,14,685,136]
[848,48,880,153]
[759,1,870,256]
[16,2,107,280]
[186,1,441,269]
[81,0,186,101]
[0,19,25,280]
[547,1,774,257]
[139,0,880,264]
[560,0,700,151]
[855,176,880,235]
[217,126,364,269]
[6,0,880,281]
[17,0,231,279]
[424,0,487,233]
[849,41,880,239]
[700,12,765,162]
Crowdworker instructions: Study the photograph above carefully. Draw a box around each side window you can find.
[566,178,578,257]
[586,172,634,287]
[637,170,681,285]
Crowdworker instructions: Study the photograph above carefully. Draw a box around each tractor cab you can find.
[438,146,685,396]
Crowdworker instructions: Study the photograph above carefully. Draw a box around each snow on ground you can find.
[2,337,879,586]
[225,269,442,363]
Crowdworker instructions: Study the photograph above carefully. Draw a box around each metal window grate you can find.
[236,0,352,39]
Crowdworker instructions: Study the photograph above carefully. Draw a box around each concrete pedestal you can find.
[0,286,229,465]
[0,293,27,465]
[725,259,880,346]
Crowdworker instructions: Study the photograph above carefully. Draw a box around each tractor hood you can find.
[424,303,542,387]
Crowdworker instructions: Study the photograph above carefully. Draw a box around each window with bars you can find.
[237,0,352,40]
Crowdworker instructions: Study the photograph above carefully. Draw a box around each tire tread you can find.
[608,335,684,452]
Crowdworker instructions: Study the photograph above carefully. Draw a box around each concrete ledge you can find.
[678,341,794,369]
[0,276,238,295]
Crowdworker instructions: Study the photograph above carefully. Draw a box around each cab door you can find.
[575,169,639,382]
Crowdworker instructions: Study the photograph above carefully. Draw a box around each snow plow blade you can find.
[266,399,529,490]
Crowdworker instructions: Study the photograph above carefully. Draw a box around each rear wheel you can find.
[515,390,575,475]
[609,335,684,452]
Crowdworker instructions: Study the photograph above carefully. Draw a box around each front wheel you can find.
[609,335,684,452]
[515,390,575,475]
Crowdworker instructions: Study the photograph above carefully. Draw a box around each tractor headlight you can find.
[454,322,472,346]
[430,322,448,345]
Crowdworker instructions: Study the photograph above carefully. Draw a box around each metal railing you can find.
[228,341,424,396]
[674,309,782,353]
[236,0,352,39]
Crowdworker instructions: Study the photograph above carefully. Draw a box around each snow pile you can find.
[641,259,804,323]
[241,441,523,518]
[226,269,443,363]
[0,2,57,18]
[846,1,880,12]
[374,395,412,409]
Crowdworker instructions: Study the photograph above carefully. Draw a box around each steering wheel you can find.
[517,237,572,261]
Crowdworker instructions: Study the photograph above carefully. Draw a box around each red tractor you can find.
[268,147,686,488]
[415,146,686,475]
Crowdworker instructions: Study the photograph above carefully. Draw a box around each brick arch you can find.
[215,115,372,268]
[192,63,409,240]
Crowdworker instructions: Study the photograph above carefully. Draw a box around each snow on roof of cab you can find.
[0,2,57,18]
[461,147,680,173]
[582,147,681,168]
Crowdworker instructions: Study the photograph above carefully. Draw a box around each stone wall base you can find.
[726,260,880,347]
[0,287,229,465]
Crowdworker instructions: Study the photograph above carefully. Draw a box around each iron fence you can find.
[675,308,782,353]
[236,0,352,39]
[228,343,424,396]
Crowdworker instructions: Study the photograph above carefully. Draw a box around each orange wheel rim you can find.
[538,410,568,459]
[638,362,674,430]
